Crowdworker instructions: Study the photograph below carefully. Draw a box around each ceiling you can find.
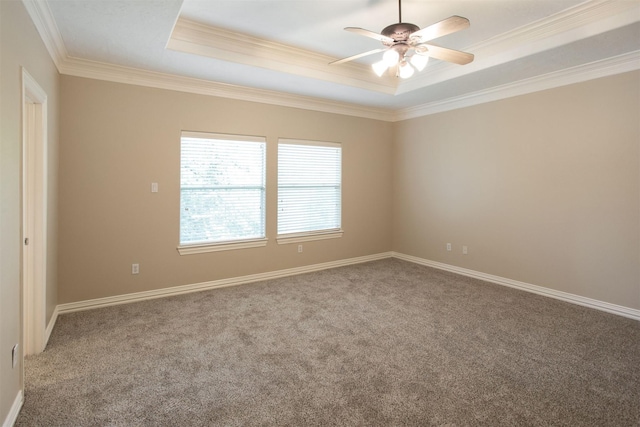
[27,0,640,120]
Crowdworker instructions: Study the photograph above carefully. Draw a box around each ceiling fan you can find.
[330,0,474,78]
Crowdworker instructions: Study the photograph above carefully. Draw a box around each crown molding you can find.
[393,50,640,121]
[59,50,640,123]
[21,0,640,123]
[168,18,398,95]
[59,57,395,121]
[21,0,67,70]
[472,0,638,54]
[397,0,640,94]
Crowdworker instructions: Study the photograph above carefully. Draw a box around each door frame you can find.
[21,67,48,356]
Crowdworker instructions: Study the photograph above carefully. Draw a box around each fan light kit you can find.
[330,0,474,79]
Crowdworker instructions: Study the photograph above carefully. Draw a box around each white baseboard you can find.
[57,252,393,314]
[54,250,639,322]
[392,252,640,321]
[45,305,59,346]
[2,390,23,427]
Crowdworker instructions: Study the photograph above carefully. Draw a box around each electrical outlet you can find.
[446,243,452,251]
[132,263,140,274]
[297,245,303,253]
[463,246,468,255]
[12,344,19,369]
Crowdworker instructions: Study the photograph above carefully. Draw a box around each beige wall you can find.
[392,71,640,309]
[2,7,638,422]
[58,75,393,303]
[0,0,60,422]
[57,71,640,310]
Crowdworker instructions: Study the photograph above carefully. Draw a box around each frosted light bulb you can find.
[398,61,415,79]
[410,54,429,71]
[382,49,400,67]
[372,60,388,77]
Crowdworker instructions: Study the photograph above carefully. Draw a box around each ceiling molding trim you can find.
[168,18,398,95]
[398,0,640,94]
[471,0,638,52]
[22,0,639,124]
[59,57,395,121]
[21,0,67,70]
[394,50,640,122]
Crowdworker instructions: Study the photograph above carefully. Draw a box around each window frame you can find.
[177,131,267,255]
[276,138,343,245]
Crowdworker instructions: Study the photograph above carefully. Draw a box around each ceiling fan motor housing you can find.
[381,23,420,44]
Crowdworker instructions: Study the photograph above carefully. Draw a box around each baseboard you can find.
[55,250,639,321]
[392,252,640,321]
[57,252,393,314]
[2,390,23,427]
[45,305,59,346]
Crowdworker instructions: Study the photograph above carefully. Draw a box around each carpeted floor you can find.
[16,259,640,426]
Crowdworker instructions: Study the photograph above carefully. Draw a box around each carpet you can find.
[16,259,640,426]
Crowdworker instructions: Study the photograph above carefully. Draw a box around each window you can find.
[179,132,266,254]
[277,139,342,243]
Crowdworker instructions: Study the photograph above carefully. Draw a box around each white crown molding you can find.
[172,0,638,98]
[59,56,395,121]
[21,0,67,70]
[392,252,640,321]
[54,49,640,123]
[394,50,640,121]
[21,0,640,122]
[470,0,638,55]
[168,18,398,95]
[56,252,393,314]
[397,0,640,94]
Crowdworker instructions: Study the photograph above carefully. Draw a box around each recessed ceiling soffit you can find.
[167,0,639,97]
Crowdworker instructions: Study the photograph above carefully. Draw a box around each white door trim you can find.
[22,67,48,355]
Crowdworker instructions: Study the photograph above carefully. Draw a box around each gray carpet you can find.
[16,259,640,426]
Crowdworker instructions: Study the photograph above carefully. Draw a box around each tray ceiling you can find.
[26,0,640,120]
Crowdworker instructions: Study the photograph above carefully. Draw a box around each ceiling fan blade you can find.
[422,43,474,65]
[344,27,394,44]
[329,48,386,65]
[410,15,470,43]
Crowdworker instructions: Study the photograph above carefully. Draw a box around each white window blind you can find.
[278,140,342,237]
[180,132,266,246]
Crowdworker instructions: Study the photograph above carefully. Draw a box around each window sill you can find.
[277,230,343,245]
[177,238,268,255]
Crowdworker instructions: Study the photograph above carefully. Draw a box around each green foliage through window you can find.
[180,133,266,245]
